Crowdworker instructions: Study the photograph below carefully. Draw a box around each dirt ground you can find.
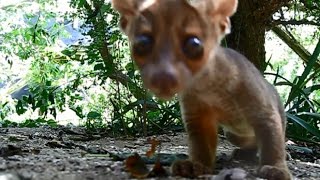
[0,127,319,180]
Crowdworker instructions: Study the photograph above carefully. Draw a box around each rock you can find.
[214,168,248,180]
[0,173,21,180]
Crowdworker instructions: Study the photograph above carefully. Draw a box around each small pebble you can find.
[214,168,247,180]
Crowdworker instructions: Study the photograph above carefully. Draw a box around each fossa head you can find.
[112,0,238,99]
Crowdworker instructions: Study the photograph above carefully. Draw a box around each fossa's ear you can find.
[212,0,237,34]
[212,0,238,17]
[190,0,238,34]
[112,0,156,33]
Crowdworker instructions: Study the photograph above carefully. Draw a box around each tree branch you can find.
[83,0,147,100]
[271,26,320,69]
[273,19,320,26]
[251,0,291,22]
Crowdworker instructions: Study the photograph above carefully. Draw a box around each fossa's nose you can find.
[150,71,178,96]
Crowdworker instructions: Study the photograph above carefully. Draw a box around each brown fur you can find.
[112,0,292,179]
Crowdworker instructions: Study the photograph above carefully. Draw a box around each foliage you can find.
[0,118,58,128]
[0,0,182,136]
[285,39,320,142]
[65,0,182,136]
[266,39,320,142]
[264,0,320,142]
[1,1,80,123]
[0,101,10,120]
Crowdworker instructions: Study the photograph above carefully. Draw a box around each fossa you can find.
[112,0,292,179]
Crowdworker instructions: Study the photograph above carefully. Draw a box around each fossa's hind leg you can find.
[225,132,258,162]
[251,112,291,180]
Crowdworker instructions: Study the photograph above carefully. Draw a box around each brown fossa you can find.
[112,0,292,179]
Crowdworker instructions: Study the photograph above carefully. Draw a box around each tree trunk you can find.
[226,16,266,71]
[226,0,290,72]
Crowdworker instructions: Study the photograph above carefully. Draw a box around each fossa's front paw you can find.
[171,160,212,178]
[258,165,292,180]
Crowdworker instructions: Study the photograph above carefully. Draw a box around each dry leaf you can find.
[125,153,149,178]
[148,158,168,177]
[146,138,160,158]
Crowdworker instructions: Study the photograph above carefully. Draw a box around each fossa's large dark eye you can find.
[183,36,204,59]
[133,34,153,56]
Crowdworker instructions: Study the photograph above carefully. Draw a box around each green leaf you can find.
[35,118,46,123]
[100,4,111,14]
[303,84,320,95]
[22,95,29,102]
[286,39,320,106]
[46,119,58,127]
[16,100,27,115]
[94,63,105,71]
[61,49,74,57]
[297,112,320,119]
[286,113,320,138]
[87,111,101,119]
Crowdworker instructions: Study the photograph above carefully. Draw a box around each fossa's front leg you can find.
[172,101,219,178]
